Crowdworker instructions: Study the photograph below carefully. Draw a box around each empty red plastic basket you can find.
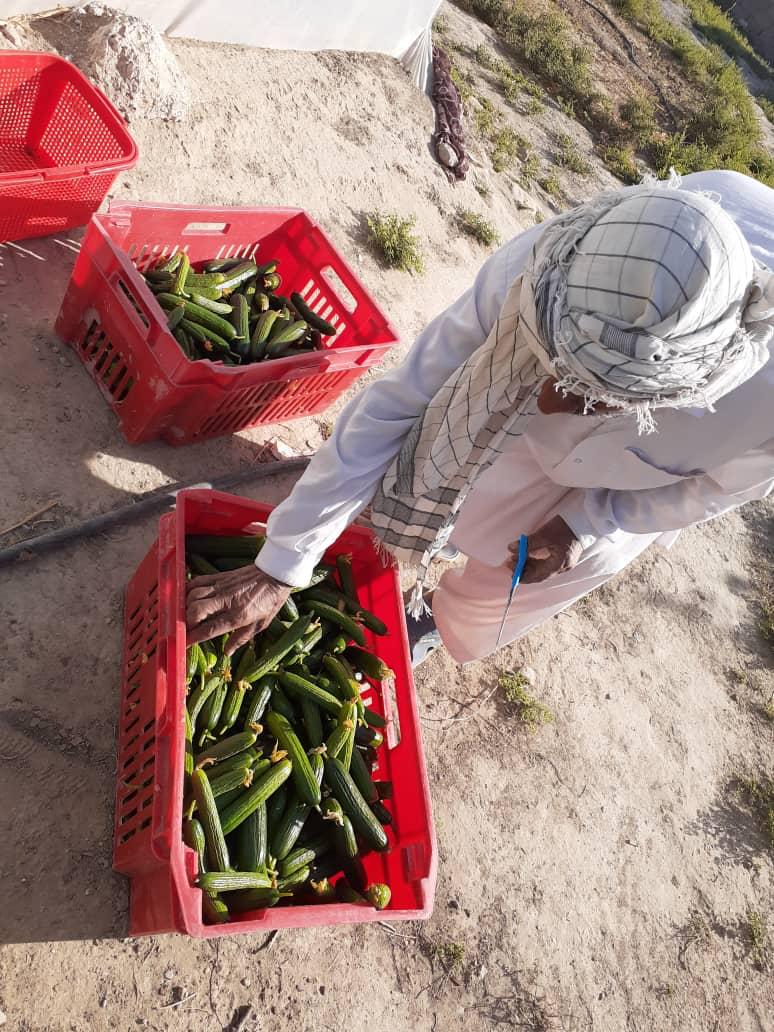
[56,202,399,444]
[114,489,436,937]
[0,52,138,242]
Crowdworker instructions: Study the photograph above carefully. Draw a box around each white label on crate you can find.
[384,676,400,749]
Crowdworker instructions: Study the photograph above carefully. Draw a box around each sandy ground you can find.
[0,3,772,1030]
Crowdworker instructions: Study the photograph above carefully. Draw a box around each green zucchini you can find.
[265,711,321,806]
[325,757,388,851]
[198,870,272,893]
[219,758,292,836]
[191,769,230,872]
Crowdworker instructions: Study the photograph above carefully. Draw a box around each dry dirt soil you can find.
[0,3,772,1031]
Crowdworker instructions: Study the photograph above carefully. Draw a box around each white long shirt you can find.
[257,171,774,587]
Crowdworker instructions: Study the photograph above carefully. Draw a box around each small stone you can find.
[437,140,458,168]
[519,665,537,685]
[0,1009,6,1026]
[99,994,107,1008]
[59,358,72,367]
[84,888,91,896]
[163,968,175,981]
[241,977,251,988]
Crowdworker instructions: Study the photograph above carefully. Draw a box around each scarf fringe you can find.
[406,583,432,620]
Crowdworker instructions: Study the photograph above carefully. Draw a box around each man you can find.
[187,170,774,666]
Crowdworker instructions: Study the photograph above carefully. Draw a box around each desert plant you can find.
[458,209,501,246]
[366,212,425,274]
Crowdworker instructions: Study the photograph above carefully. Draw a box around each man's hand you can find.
[507,516,583,584]
[186,566,291,654]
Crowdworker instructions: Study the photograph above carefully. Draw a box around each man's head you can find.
[525,175,774,430]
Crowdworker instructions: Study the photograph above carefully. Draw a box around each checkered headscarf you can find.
[369,175,774,614]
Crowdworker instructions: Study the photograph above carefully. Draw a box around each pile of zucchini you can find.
[183,533,395,924]
[143,253,338,365]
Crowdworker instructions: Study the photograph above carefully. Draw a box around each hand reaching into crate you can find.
[186,566,291,653]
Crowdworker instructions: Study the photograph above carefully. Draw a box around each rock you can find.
[163,967,175,981]
[519,665,537,685]
[240,977,251,988]
[0,1009,6,1026]
[510,182,534,210]
[437,140,459,168]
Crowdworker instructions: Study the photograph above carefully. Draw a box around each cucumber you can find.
[269,754,323,860]
[280,595,300,622]
[290,291,339,336]
[188,553,219,576]
[187,674,219,727]
[216,678,251,736]
[322,656,360,702]
[228,888,284,912]
[186,644,204,684]
[240,615,315,684]
[335,553,360,607]
[279,837,330,878]
[324,757,388,852]
[349,745,379,804]
[202,893,230,924]
[198,871,272,893]
[184,710,195,778]
[182,817,207,872]
[356,608,389,636]
[171,253,190,295]
[231,293,250,356]
[191,769,230,872]
[242,675,274,731]
[334,815,358,860]
[184,271,227,288]
[345,646,394,682]
[219,759,292,836]
[203,257,246,273]
[278,670,344,717]
[233,802,267,872]
[302,601,366,646]
[300,697,323,748]
[197,679,228,746]
[269,684,297,723]
[324,701,356,760]
[206,763,254,799]
[265,783,288,829]
[185,534,264,558]
[180,319,230,353]
[265,711,321,807]
[206,747,261,778]
[195,730,257,769]
[189,292,233,315]
[218,262,259,293]
[371,800,393,826]
[364,707,386,729]
[156,294,237,341]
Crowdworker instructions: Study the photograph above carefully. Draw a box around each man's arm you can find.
[256,230,543,586]
[559,442,774,547]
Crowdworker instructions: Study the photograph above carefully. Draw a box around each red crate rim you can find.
[0,51,138,185]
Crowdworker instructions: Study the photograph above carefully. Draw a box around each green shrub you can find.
[475,43,497,69]
[521,153,540,185]
[366,212,425,273]
[526,96,545,116]
[458,208,501,246]
[492,127,524,171]
[620,89,657,144]
[538,170,562,197]
[475,96,499,136]
[450,62,474,105]
[758,96,774,125]
[556,132,591,175]
[603,144,640,183]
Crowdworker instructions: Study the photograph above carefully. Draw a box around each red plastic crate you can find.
[0,52,138,242]
[114,489,436,936]
[55,202,399,444]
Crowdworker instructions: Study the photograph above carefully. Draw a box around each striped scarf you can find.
[369,176,774,615]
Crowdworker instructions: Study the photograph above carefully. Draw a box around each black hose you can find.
[0,456,311,568]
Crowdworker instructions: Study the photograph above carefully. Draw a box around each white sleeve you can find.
[257,233,540,586]
[560,442,774,547]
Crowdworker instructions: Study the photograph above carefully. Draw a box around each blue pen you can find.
[495,534,529,648]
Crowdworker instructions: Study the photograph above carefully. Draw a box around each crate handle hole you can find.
[321,266,357,313]
[182,222,230,234]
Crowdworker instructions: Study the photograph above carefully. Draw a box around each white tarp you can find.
[3,0,441,88]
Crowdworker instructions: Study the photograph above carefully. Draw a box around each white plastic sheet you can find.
[3,0,441,89]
